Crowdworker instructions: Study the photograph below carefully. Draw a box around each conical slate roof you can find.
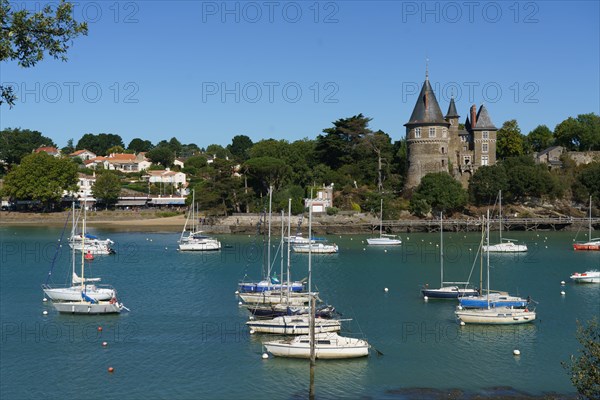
[405,79,448,126]
[445,97,460,118]
[473,105,497,130]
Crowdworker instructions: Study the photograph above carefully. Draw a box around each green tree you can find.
[525,125,554,153]
[127,138,153,153]
[228,135,254,161]
[92,171,121,209]
[496,120,525,159]
[244,156,291,194]
[206,144,231,159]
[76,133,124,156]
[577,163,600,201]
[469,165,509,205]
[146,146,175,167]
[61,138,75,155]
[106,145,126,154]
[1,152,77,209]
[0,128,55,169]
[0,0,88,106]
[315,114,372,169]
[554,113,600,151]
[562,317,600,400]
[410,172,467,215]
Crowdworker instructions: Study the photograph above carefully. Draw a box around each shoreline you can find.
[1,211,597,234]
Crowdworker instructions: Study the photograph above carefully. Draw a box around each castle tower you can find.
[470,104,497,168]
[404,74,450,189]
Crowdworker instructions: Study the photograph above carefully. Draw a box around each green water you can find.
[1,226,598,399]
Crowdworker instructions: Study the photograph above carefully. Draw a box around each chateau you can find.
[404,74,497,189]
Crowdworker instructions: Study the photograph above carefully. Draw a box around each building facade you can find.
[404,74,498,189]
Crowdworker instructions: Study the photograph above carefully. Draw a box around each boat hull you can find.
[421,287,479,299]
[53,301,122,314]
[292,244,338,254]
[265,334,369,359]
[43,286,115,302]
[366,238,402,245]
[482,243,528,253]
[455,308,536,325]
[238,281,304,293]
[570,271,600,283]
[178,242,221,251]
[238,292,312,305]
[246,316,341,335]
[573,242,600,251]
[459,296,528,308]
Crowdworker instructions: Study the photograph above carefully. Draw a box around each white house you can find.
[144,169,187,195]
[34,146,61,157]
[63,172,96,200]
[305,184,334,213]
[69,149,97,161]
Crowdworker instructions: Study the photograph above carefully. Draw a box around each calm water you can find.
[1,226,599,399]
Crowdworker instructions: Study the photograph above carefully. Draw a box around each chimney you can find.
[470,105,477,128]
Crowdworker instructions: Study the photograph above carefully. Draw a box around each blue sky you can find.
[1,0,599,149]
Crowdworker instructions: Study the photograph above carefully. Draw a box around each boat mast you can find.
[71,201,76,285]
[267,186,273,279]
[81,200,86,291]
[287,199,291,292]
[589,195,592,240]
[379,198,383,238]
[280,209,284,303]
[440,212,444,287]
[499,190,502,243]
[486,210,490,308]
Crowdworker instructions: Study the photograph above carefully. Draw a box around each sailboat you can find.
[455,212,536,325]
[421,213,478,299]
[52,202,125,314]
[43,203,116,302]
[367,199,401,245]
[178,189,221,251]
[68,205,115,255]
[573,196,600,251]
[247,201,342,335]
[569,270,600,283]
[482,191,527,253]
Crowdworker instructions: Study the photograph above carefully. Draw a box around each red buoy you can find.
[97,326,103,332]
[85,251,94,260]
[108,367,114,373]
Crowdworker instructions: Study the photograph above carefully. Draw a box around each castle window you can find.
[481,155,489,165]
[415,128,421,138]
[429,127,436,138]
[460,135,466,142]
[463,145,467,152]
[482,131,489,139]
[441,147,445,154]
[442,128,448,138]
[482,143,488,153]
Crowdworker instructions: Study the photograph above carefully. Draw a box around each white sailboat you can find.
[292,242,339,254]
[573,196,600,251]
[68,206,115,255]
[569,270,600,283]
[178,189,221,251]
[455,212,536,325]
[482,191,527,253]
[264,332,369,359]
[367,199,401,246]
[421,213,478,299]
[53,203,125,315]
[43,203,116,302]
[246,314,341,335]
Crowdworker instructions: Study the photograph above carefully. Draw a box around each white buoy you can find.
[384,287,389,292]
[43,298,48,302]
[561,291,566,295]
[363,248,366,251]
[460,321,465,326]
[457,305,463,310]
[560,281,565,285]
[102,341,108,347]
[384,249,387,253]
[262,353,269,359]
[513,349,521,356]
[423,296,428,301]
[165,247,168,250]
[250,329,255,334]
[42,310,48,315]
[235,290,239,294]
[238,301,243,305]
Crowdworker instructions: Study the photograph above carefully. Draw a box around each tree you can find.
[76,133,124,156]
[146,146,175,167]
[228,135,254,161]
[410,172,467,215]
[469,165,509,205]
[0,0,88,106]
[525,125,554,153]
[496,120,525,159]
[562,317,600,399]
[92,172,121,209]
[1,152,77,209]
[0,128,55,169]
[577,163,600,201]
[315,114,373,169]
[106,145,125,154]
[127,138,153,153]
[244,156,291,194]
[61,138,75,155]
[554,113,600,151]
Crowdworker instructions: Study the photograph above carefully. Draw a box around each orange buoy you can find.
[108,367,114,373]
[97,326,103,332]
[85,251,94,260]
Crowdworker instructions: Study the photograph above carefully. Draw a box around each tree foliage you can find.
[554,113,600,151]
[496,119,525,159]
[1,152,77,208]
[244,156,291,194]
[146,146,175,167]
[228,135,253,161]
[525,125,554,153]
[410,172,467,215]
[469,165,509,205]
[0,0,88,106]
[92,171,121,208]
[0,127,55,170]
[76,133,124,156]
[562,317,600,400]
[127,138,154,153]
[576,162,600,201]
